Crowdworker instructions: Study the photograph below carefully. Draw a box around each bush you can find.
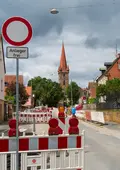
[88,98,96,104]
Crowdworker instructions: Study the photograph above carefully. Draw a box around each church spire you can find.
[58,42,69,88]
[58,42,69,72]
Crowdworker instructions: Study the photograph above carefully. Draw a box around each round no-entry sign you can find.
[1,16,32,46]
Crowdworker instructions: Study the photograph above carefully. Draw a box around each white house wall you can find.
[98,76,108,85]
[0,38,5,100]
[98,76,108,103]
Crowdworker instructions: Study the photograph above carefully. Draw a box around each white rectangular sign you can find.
[6,46,28,59]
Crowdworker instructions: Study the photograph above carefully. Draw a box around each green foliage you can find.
[5,95,15,104]
[96,78,120,104]
[88,98,96,104]
[66,81,80,105]
[28,76,64,107]
[5,82,29,105]
[96,84,106,98]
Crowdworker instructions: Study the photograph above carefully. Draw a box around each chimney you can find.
[104,62,112,70]
[99,68,106,75]
[116,53,120,58]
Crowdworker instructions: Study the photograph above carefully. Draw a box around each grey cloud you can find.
[74,0,120,48]
[69,70,100,87]
[29,52,42,59]
[70,70,99,82]
[0,0,65,38]
[106,38,120,49]
[2,0,120,88]
[54,61,60,67]
[1,0,120,48]
[32,14,63,37]
[76,0,120,23]
[84,36,99,49]
[84,37,120,49]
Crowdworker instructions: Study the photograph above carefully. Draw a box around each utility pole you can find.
[71,79,73,107]
[116,43,118,57]
[31,80,34,108]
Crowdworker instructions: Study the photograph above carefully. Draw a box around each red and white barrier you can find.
[85,111,91,121]
[0,117,85,170]
[0,135,82,152]
[76,110,85,119]
[0,134,84,170]
[13,111,52,123]
[90,111,105,124]
[51,108,69,134]
[76,110,105,124]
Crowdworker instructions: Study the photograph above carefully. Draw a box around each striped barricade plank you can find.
[0,135,82,152]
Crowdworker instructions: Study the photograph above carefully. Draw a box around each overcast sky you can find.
[1,0,120,87]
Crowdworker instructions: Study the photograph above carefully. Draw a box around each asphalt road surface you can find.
[0,121,120,170]
[81,121,120,170]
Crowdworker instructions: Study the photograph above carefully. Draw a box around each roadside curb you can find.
[80,120,120,139]
[83,120,104,127]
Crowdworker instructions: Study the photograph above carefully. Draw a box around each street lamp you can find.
[32,94,35,108]
[50,8,59,14]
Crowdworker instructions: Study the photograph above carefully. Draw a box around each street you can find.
[81,122,120,170]
[0,120,120,170]
[25,121,120,170]
[0,1,120,170]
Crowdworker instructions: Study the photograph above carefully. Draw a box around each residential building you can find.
[5,75,23,85]
[96,54,120,102]
[58,43,69,88]
[96,54,120,85]
[79,88,88,104]
[4,75,33,108]
[88,82,97,98]
[4,75,24,96]
[0,35,6,121]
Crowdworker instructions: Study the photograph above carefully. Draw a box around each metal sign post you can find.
[1,16,32,170]
[16,57,19,170]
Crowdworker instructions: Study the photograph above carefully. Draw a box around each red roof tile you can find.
[25,86,32,96]
[58,43,69,72]
[5,75,23,84]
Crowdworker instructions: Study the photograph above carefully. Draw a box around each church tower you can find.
[58,43,69,88]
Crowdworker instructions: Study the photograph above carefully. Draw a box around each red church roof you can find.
[58,43,69,72]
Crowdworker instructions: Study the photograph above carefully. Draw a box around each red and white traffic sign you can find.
[1,16,32,46]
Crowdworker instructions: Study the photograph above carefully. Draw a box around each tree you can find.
[96,78,120,106]
[96,84,106,99]
[5,95,15,104]
[88,98,96,104]
[5,82,29,105]
[66,81,80,105]
[28,77,64,107]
